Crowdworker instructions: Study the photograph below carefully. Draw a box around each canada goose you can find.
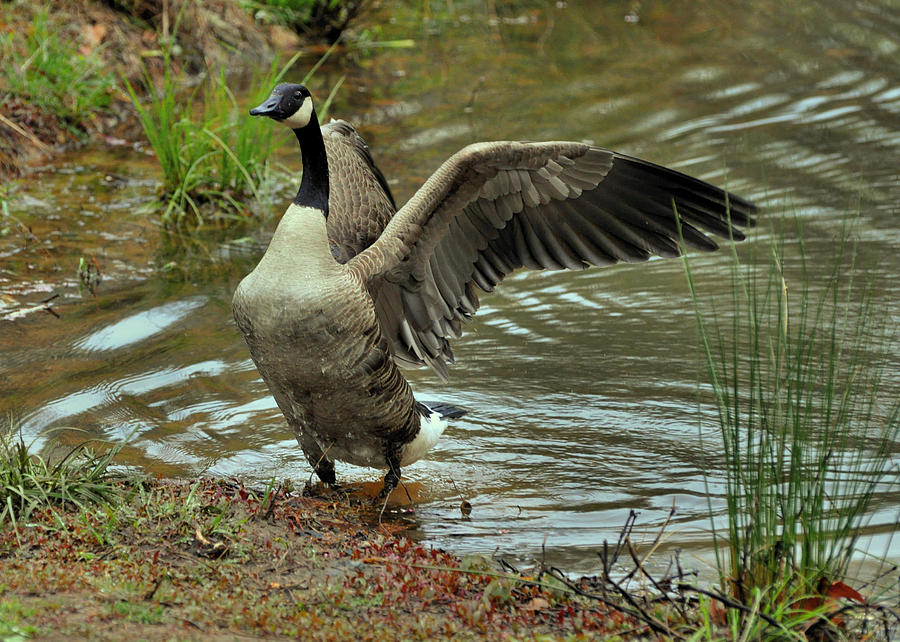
[233,83,756,497]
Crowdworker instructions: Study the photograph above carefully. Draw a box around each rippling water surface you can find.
[1,1,897,575]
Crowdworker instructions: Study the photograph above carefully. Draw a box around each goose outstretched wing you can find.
[347,141,756,380]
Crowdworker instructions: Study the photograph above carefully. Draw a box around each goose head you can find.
[251,82,329,212]
[250,83,315,130]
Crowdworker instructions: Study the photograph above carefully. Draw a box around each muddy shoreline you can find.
[0,477,641,639]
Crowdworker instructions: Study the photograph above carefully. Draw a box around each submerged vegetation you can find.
[682,216,900,639]
[243,0,367,42]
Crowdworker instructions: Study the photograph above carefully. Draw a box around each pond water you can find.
[1,1,898,577]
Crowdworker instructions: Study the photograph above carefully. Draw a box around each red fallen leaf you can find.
[709,598,728,626]
[826,580,864,603]
[797,579,865,614]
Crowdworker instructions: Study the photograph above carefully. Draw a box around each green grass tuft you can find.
[124,16,342,228]
[682,212,899,636]
[0,422,132,531]
[0,6,116,131]
[0,595,38,641]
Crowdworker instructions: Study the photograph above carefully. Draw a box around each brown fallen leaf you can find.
[79,23,106,55]
[708,598,727,626]
[194,525,229,559]
[194,526,210,546]
[523,597,550,610]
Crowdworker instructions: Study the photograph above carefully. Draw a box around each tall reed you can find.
[682,214,898,633]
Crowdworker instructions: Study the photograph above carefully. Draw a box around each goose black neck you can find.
[292,110,329,215]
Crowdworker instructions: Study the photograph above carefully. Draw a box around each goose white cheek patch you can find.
[281,99,314,129]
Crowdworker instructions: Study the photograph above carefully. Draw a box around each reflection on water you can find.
[76,297,208,351]
[1,0,898,575]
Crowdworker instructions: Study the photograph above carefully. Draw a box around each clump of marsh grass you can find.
[0,422,131,530]
[123,47,279,227]
[682,214,899,637]
[123,7,343,228]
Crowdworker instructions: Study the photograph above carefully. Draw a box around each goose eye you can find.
[294,91,303,99]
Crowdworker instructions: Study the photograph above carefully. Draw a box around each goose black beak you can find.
[249,97,285,119]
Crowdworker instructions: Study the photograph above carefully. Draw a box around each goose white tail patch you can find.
[399,409,448,467]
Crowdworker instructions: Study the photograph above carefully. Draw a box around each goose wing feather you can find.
[321,120,397,263]
[345,140,755,380]
[323,120,453,371]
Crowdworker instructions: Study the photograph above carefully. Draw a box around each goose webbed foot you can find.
[302,457,344,496]
[377,467,401,500]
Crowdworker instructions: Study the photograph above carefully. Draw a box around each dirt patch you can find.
[0,478,639,640]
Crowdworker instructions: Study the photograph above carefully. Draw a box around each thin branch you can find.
[0,112,51,151]
[677,582,789,633]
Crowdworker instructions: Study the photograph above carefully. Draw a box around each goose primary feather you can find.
[232,82,757,496]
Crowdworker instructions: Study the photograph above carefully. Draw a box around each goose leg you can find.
[312,457,338,486]
[377,445,403,500]
[379,466,401,499]
[296,431,338,487]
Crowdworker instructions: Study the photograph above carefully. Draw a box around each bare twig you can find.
[545,566,678,639]
[677,582,788,633]
[0,112,51,151]
[624,537,687,620]
[622,504,675,586]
